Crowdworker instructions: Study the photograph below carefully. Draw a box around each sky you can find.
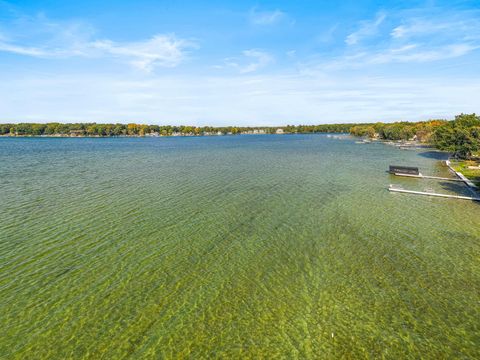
[0,0,479,126]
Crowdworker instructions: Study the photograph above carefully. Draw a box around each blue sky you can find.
[0,0,479,125]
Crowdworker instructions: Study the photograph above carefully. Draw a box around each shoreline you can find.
[0,132,343,138]
[447,159,480,189]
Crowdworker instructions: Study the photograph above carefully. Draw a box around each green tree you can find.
[433,125,479,159]
[454,113,480,128]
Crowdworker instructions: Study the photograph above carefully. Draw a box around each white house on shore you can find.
[276,128,284,134]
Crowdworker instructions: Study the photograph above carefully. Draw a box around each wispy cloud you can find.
[91,35,194,72]
[0,42,50,57]
[370,43,478,64]
[221,49,274,73]
[345,11,386,45]
[391,22,449,39]
[390,15,480,40]
[315,24,339,44]
[249,7,287,25]
[0,13,195,72]
[240,49,273,73]
[307,42,478,72]
[317,8,480,69]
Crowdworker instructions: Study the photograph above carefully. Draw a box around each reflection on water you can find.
[0,135,479,358]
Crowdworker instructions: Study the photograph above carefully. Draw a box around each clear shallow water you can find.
[0,135,479,359]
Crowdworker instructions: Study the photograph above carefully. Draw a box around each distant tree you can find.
[0,124,12,134]
[350,125,375,137]
[454,113,480,128]
[433,125,479,159]
[127,124,138,135]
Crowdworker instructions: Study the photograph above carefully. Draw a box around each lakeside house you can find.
[276,128,284,134]
[241,129,267,135]
[253,129,266,134]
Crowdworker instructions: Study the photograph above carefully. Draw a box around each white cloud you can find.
[92,35,193,72]
[240,49,273,73]
[315,24,339,44]
[325,8,480,69]
[390,16,480,40]
[0,13,194,72]
[369,43,478,64]
[220,49,274,74]
[286,50,296,58]
[345,11,386,45]
[249,8,286,25]
[310,42,478,71]
[391,21,447,39]
[0,42,50,57]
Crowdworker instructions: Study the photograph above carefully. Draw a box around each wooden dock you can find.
[388,185,480,201]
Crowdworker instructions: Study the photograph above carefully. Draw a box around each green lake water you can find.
[0,135,479,359]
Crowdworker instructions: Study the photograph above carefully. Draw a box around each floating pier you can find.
[390,163,478,190]
[388,185,480,201]
[392,172,464,182]
[388,163,480,201]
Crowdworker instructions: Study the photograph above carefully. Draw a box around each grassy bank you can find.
[449,159,480,186]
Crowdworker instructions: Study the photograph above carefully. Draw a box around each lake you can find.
[0,135,479,358]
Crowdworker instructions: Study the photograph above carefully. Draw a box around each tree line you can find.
[0,122,356,137]
[349,113,480,159]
